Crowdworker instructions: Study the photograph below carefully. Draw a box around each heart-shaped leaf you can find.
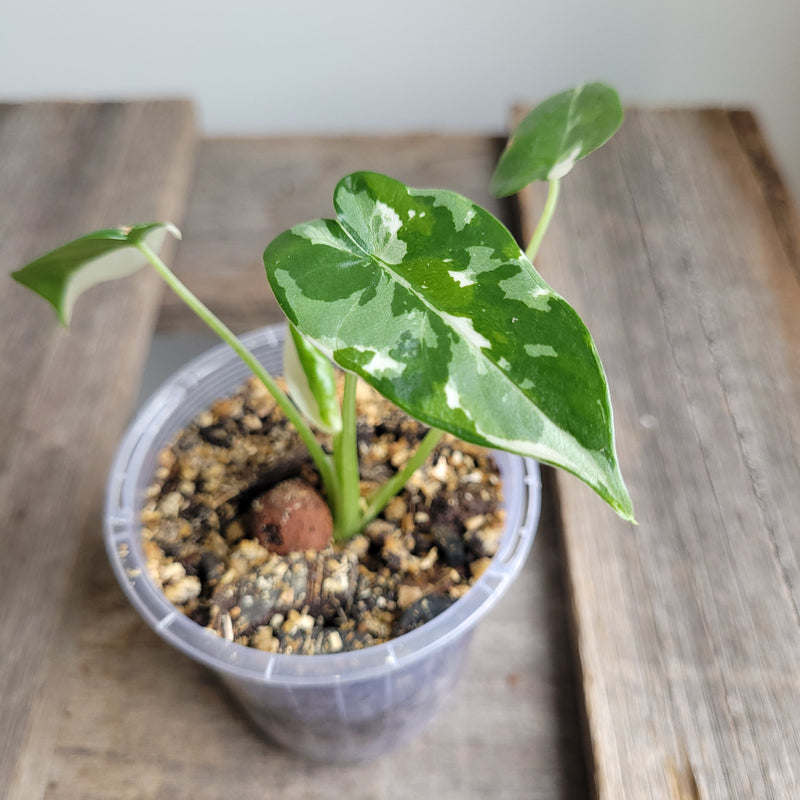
[490,83,623,197]
[284,323,342,434]
[264,172,633,520]
[11,223,180,326]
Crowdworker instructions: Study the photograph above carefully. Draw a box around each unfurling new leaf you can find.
[284,323,342,434]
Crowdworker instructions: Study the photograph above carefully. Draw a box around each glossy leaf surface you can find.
[490,83,623,197]
[264,172,633,519]
[11,223,180,325]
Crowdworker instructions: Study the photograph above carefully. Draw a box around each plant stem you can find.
[525,178,560,263]
[134,239,337,498]
[332,371,361,542]
[360,427,445,530]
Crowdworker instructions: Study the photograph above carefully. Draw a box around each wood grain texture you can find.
[515,107,800,799]
[158,135,509,333]
[40,135,590,799]
[39,474,587,800]
[0,101,196,798]
[728,110,800,274]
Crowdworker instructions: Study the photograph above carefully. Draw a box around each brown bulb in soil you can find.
[251,478,333,554]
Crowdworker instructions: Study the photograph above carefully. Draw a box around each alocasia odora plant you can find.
[12,82,634,541]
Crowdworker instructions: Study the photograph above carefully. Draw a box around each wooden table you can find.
[1,101,798,799]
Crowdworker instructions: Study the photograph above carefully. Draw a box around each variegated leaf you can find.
[283,323,342,434]
[264,172,633,520]
[11,223,180,326]
[490,83,623,197]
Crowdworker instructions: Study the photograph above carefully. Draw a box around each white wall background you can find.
[2,0,799,196]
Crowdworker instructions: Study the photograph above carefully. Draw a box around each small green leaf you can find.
[490,83,623,197]
[264,172,634,520]
[283,323,342,434]
[11,223,181,326]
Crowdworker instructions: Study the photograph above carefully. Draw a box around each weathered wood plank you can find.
[0,101,196,798]
[158,135,508,333]
[515,107,800,798]
[44,136,590,798]
[41,473,588,800]
[728,110,800,274]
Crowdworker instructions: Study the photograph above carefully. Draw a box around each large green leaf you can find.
[264,172,633,520]
[11,223,180,326]
[490,83,623,197]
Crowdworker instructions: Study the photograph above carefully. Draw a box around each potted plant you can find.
[12,83,634,761]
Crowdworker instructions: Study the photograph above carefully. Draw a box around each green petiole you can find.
[134,238,337,503]
[360,427,445,530]
[331,371,362,541]
[525,178,560,263]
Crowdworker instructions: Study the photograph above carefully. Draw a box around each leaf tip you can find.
[612,487,636,524]
[488,169,511,199]
[56,307,71,329]
[11,266,67,326]
[165,222,182,241]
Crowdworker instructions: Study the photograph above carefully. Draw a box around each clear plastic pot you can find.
[104,324,541,761]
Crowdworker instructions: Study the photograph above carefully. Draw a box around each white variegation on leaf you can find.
[284,323,342,434]
[264,171,634,521]
[11,223,181,326]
